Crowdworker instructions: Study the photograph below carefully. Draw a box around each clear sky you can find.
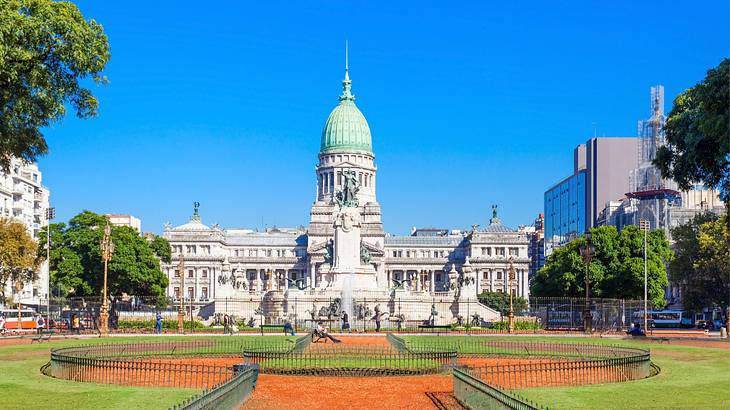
[40,1,729,234]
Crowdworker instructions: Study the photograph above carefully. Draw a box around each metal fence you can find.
[401,337,649,359]
[243,344,457,376]
[453,367,544,410]
[171,364,259,410]
[47,339,284,387]
[528,297,645,332]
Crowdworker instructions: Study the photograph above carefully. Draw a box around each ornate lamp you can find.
[99,223,115,337]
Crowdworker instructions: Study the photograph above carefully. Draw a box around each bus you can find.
[1,308,39,330]
[633,310,684,328]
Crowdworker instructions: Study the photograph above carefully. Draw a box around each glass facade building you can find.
[544,170,586,256]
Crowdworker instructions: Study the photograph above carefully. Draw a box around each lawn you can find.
[404,335,730,410]
[0,335,292,410]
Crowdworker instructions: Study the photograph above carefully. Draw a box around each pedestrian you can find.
[35,314,45,336]
[283,320,296,336]
[155,312,163,334]
[341,312,350,333]
[72,314,80,334]
[223,314,229,335]
[372,305,382,332]
[0,314,6,335]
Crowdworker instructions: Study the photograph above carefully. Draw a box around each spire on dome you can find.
[340,40,355,102]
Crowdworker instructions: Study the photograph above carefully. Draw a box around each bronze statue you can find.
[335,170,359,207]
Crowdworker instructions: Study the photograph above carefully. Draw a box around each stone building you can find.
[162,65,529,325]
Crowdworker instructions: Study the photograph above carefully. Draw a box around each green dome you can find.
[320,70,373,154]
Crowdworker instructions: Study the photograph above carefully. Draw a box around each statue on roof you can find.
[335,170,359,208]
[191,201,201,222]
[490,204,500,225]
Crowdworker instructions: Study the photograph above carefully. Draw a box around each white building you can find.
[162,65,530,325]
[107,214,142,232]
[0,158,51,306]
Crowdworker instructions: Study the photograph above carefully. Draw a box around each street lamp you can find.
[639,219,650,333]
[507,257,517,333]
[178,252,185,334]
[578,232,595,334]
[99,222,114,337]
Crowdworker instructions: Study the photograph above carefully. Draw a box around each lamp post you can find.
[178,252,185,334]
[99,223,114,337]
[45,207,55,329]
[578,232,595,334]
[507,257,517,333]
[639,219,650,333]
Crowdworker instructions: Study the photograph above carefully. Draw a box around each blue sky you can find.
[40,1,728,234]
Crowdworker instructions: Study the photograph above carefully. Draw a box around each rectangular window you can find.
[202,269,208,278]
[174,287,180,298]
[436,273,442,282]
[201,287,208,300]
[187,287,194,299]
[497,271,503,280]
[188,269,194,278]
[174,269,180,278]
[266,249,272,257]
[483,272,489,280]
[509,247,519,256]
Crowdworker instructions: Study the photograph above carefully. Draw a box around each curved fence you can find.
[170,364,259,410]
[243,345,457,376]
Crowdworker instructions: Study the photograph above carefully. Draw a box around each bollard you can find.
[720,327,727,339]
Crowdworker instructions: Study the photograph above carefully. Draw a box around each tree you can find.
[38,211,169,301]
[669,214,729,312]
[0,0,110,172]
[478,291,528,315]
[0,218,39,303]
[531,226,672,307]
[149,235,172,264]
[654,59,730,215]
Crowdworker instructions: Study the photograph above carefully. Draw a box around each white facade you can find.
[162,66,530,324]
[107,214,142,232]
[0,158,51,306]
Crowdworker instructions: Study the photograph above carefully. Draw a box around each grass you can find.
[0,335,292,410]
[404,335,730,410]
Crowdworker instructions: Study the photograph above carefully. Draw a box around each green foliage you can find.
[0,218,39,302]
[654,58,730,211]
[39,210,169,299]
[669,214,729,311]
[531,226,672,307]
[0,0,110,172]
[116,319,206,330]
[149,235,172,263]
[489,320,541,330]
[478,291,528,314]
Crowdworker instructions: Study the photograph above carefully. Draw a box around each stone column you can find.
[489,269,494,292]
[310,263,316,289]
[429,270,434,293]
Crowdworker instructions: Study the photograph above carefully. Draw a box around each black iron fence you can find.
[453,367,545,410]
[243,344,457,376]
[170,364,259,410]
[28,295,647,334]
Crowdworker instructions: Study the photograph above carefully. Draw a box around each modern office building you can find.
[0,158,51,307]
[544,137,637,255]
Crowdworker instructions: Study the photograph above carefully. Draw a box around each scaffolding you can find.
[627,86,680,233]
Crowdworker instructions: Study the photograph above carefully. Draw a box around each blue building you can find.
[544,170,586,256]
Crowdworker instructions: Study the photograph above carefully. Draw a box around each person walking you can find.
[283,320,296,336]
[372,305,382,332]
[341,312,350,333]
[223,314,230,335]
[0,313,6,336]
[35,314,45,336]
[155,312,163,334]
